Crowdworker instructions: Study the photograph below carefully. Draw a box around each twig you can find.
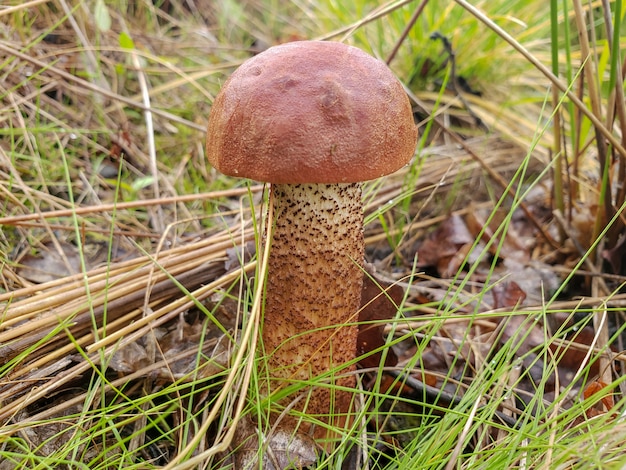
[0,186,262,226]
[385,0,430,66]
[0,0,51,17]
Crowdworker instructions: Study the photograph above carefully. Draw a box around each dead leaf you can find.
[109,341,150,373]
[583,380,616,418]
[357,268,404,370]
[225,241,256,271]
[233,419,318,470]
[17,240,84,283]
[416,214,474,277]
[108,318,231,383]
[466,207,531,264]
[491,280,526,309]
[501,259,561,305]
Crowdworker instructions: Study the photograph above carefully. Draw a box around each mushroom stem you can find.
[263,182,363,432]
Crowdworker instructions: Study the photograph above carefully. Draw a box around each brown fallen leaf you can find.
[416,214,474,277]
[491,280,526,310]
[602,233,626,275]
[466,206,531,264]
[109,340,151,373]
[583,380,616,418]
[357,267,404,370]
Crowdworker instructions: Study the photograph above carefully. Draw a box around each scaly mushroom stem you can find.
[263,182,363,432]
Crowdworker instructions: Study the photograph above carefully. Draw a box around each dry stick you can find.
[0,309,142,390]
[0,273,196,366]
[385,0,430,65]
[0,264,245,423]
[0,259,128,306]
[0,0,50,16]
[0,232,250,368]
[0,233,237,323]
[2,221,167,239]
[0,352,97,424]
[1,257,149,313]
[2,261,226,378]
[0,308,141,397]
[0,237,243,359]
[0,255,232,362]
[0,185,262,226]
[0,357,74,406]
[3,248,174,308]
[0,223,253,308]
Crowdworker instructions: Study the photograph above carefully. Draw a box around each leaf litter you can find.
[2,135,625,467]
[1,135,614,469]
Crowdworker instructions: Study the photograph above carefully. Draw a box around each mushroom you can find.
[206,40,416,440]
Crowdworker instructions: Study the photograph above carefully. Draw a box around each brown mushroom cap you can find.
[206,40,417,184]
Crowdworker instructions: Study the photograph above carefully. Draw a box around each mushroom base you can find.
[262,182,364,441]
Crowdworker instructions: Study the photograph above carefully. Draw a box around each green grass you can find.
[1,0,625,468]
